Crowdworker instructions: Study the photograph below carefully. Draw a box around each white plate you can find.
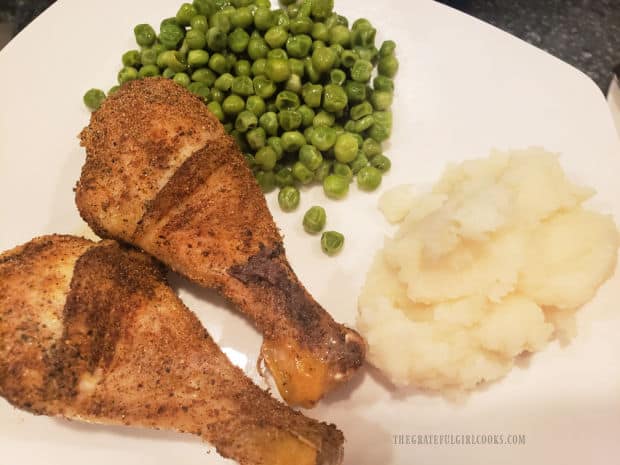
[1,1,620,464]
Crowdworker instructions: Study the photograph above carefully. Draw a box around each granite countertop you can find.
[1,0,619,92]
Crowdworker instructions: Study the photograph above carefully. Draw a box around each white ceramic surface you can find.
[1,1,620,464]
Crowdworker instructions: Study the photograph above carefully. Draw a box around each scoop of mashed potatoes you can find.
[358,148,619,391]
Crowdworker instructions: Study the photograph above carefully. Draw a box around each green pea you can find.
[321,230,344,255]
[231,76,254,96]
[267,48,288,61]
[265,26,289,48]
[344,80,366,103]
[329,69,346,86]
[286,34,313,58]
[259,111,279,136]
[323,174,349,199]
[278,110,302,131]
[304,126,316,142]
[160,22,185,49]
[349,101,371,121]
[362,138,382,157]
[368,111,392,142]
[207,101,224,121]
[312,40,326,51]
[303,56,321,83]
[370,90,393,111]
[256,170,276,192]
[289,16,312,35]
[311,46,336,73]
[208,53,228,74]
[275,90,300,110]
[255,146,277,170]
[273,9,290,30]
[176,3,198,26]
[299,144,323,170]
[187,50,209,67]
[349,152,369,174]
[214,73,233,91]
[311,0,334,20]
[275,167,295,187]
[192,68,216,85]
[351,25,376,49]
[228,27,250,53]
[357,166,382,191]
[193,0,214,16]
[333,162,353,181]
[267,136,284,159]
[190,14,208,31]
[137,64,159,78]
[245,95,266,117]
[134,24,156,47]
[279,131,304,153]
[183,29,204,50]
[248,37,269,60]
[298,105,315,127]
[254,7,273,30]
[379,40,396,58]
[122,50,141,68]
[340,50,357,68]
[288,58,305,77]
[265,58,291,83]
[285,74,302,94]
[303,206,327,234]
[209,88,224,103]
[188,81,210,100]
[157,50,186,72]
[118,66,138,84]
[351,59,373,82]
[353,115,375,133]
[322,84,348,112]
[252,58,268,76]
[140,47,158,66]
[286,3,301,18]
[173,72,191,87]
[247,127,267,151]
[378,54,399,78]
[373,75,394,93]
[355,46,378,63]
[370,154,391,172]
[222,94,246,115]
[83,88,106,111]
[253,76,277,98]
[311,22,329,41]
[161,67,176,80]
[333,133,358,163]
[211,11,231,33]
[278,186,301,212]
[302,83,323,108]
[310,125,337,151]
[206,27,228,51]
[313,160,332,182]
[231,6,253,28]
[292,161,314,184]
[235,110,258,132]
[255,0,271,8]
[312,110,334,127]
[328,25,350,47]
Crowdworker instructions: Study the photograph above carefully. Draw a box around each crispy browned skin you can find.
[0,235,343,465]
[76,78,365,407]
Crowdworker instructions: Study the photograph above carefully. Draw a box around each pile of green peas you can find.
[83,0,398,255]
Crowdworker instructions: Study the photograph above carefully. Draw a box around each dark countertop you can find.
[1,0,619,92]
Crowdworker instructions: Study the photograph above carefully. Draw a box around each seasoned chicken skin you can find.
[0,235,343,465]
[76,77,365,407]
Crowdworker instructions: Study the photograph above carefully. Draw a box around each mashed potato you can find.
[358,148,619,391]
